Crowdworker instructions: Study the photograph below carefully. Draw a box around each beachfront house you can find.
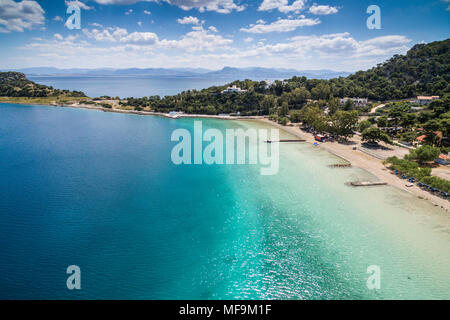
[435,154,450,166]
[263,80,274,89]
[414,96,440,105]
[415,135,427,147]
[414,131,444,147]
[169,111,184,118]
[222,85,247,94]
[340,98,368,108]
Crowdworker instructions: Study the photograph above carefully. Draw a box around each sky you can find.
[0,0,449,71]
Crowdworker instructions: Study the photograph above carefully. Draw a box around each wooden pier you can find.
[328,164,352,168]
[347,181,387,187]
[265,139,305,143]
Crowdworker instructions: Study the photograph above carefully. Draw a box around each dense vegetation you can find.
[117,38,449,115]
[0,72,85,98]
[371,96,450,149]
[386,149,450,193]
[348,39,450,100]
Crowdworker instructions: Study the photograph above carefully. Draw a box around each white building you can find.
[263,80,274,89]
[414,96,440,105]
[222,85,247,93]
[340,97,369,108]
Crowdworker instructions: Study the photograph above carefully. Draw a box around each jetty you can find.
[265,139,305,143]
[346,181,387,187]
[328,164,352,168]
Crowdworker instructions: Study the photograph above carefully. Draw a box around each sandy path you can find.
[370,103,385,113]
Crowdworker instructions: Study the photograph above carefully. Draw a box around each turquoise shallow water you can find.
[0,104,449,299]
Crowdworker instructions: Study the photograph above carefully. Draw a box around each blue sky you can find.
[0,0,449,71]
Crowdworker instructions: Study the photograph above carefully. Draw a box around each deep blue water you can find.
[0,104,253,299]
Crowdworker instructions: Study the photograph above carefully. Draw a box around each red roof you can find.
[416,135,427,142]
[417,96,440,100]
[416,131,442,142]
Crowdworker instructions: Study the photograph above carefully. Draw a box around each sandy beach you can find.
[260,119,450,212]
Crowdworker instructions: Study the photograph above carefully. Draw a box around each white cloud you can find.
[244,37,253,43]
[16,30,412,71]
[169,0,245,13]
[260,33,412,61]
[444,0,450,10]
[159,26,232,51]
[120,31,158,44]
[93,0,151,3]
[0,0,45,33]
[144,10,151,15]
[125,9,133,15]
[241,18,320,33]
[93,0,245,13]
[355,35,411,57]
[65,1,93,10]
[137,21,142,26]
[53,16,63,22]
[286,33,358,54]
[82,27,128,42]
[258,0,306,13]
[83,27,159,44]
[177,16,200,25]
[54,33,64,41]
[208,26,218,32]
[82,25,231,52]
[309,4,338,15]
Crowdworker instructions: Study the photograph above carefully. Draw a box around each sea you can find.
[0,103,449,299]
[28,76,247,98]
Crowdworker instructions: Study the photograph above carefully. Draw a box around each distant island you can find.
[0,71,86,101]
[5,66,351,80]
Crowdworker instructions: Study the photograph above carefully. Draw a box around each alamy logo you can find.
[171,121,280,176]
[366,265,381,290]
[367,5,381,30]
[66,265,81,290]
[66,4,81,30]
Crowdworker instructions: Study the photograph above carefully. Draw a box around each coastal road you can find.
[370,103,386,113]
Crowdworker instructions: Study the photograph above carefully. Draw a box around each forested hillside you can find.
[2,39,448,114]
[0,72,85,98]
[348,39,450,100]
[119,39,449,114]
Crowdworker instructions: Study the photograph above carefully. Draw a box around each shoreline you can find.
[258,118,450,212]
[0,100,264,120]
[2,100,449,212]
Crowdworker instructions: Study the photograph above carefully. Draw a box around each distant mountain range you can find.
[5,67,351,80]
